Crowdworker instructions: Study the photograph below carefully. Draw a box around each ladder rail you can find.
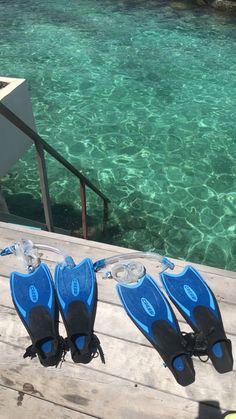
[0,102,110,238]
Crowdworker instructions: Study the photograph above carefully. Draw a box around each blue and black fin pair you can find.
[117,274,195,386]
[55,257,105,364]
[161,266,233,374]
[10,263,64,367]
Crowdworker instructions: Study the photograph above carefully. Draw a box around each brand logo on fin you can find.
[71,278,80,297]
[184,285,198,302]
[141,298,155,317]
[29,285,39,303]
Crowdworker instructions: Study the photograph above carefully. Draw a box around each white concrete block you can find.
[0,76,36,176]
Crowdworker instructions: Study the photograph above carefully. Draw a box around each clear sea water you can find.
[0,0,236,269]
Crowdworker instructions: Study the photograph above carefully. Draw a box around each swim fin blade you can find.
[10,263,64,367]
[55,257,105,364]
[117,274,195,386]
[161,266,233,373]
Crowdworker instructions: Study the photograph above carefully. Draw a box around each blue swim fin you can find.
[161,266,233,373]
[10,263,64,367]
[117,274,195,386]
[55,257,105,364]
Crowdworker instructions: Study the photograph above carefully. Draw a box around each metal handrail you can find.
[0,102,110,238]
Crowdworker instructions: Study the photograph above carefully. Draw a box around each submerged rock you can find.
[211,0,236,10]
[171,0,236,11]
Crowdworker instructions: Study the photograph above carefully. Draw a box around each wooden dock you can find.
[0,221,235,418]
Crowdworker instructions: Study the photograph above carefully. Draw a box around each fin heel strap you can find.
[66,333,105,364]
[181,331,208,358]
[23,336,67,367]
[90,334,105,364]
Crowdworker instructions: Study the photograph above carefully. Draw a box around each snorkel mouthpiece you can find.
[0,246,15,256]
[93,259,106,272]
[161,257,175,271]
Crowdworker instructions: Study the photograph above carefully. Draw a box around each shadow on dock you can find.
[197,400,236,419]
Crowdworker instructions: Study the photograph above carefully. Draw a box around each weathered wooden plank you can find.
[0,271,235,338]
[1,224,236,308]
[97,302,236,363]
[0,385,92,419]
[173,257,236,278]
[1,252,235,306]
[0,218,235,418]
[1,250,235,306]
[0,301,235,370]
[1,221,236,279]
[0,341,228,418]
[0,297,236,369]
[0,303,234,411]
[0,222,127,254]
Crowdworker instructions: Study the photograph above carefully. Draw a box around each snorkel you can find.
[0,239,71,272]
[1,240,174,282]
[94,251,174,284]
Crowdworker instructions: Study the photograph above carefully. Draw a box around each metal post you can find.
[103,200,109,231]
[35,140,54,232]
[0,103,110,233]
[80,180,87,239]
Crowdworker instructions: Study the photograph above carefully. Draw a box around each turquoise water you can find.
[1,0,236,269]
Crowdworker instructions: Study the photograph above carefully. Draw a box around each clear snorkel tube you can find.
[1,240,174,281]
[0,239,72,272]
[94,251,174,284]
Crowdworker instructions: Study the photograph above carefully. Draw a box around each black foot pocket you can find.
[210,339,233,373]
